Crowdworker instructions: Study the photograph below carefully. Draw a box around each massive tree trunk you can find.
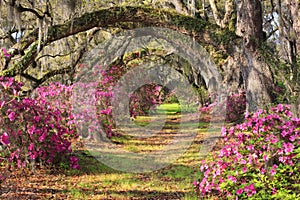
[235,0,274,111]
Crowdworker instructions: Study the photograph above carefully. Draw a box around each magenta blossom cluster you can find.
[34,63,167,142]
[0,77,79,170]
[35,82,76,128]
[129,84,166,118]
[195,104,300,199]
[76,63,170,138]
[200,90,246,123]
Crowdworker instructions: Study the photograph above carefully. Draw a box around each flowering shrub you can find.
[195,104,300,199]
[75,63,170,138]
[95,65,125,138]
[200,90,246,123]
[34,82,76,134]
[0,77,79,170]
[35,82,73,116]
[129,84,167,118]
[32,62,167,142]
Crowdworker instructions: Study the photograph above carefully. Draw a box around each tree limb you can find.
[3,6,239,78]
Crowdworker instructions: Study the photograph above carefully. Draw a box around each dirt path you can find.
[1,111,218,199]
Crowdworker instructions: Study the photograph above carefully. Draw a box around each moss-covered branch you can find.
[0,42,38,77]
[4,6,239,77]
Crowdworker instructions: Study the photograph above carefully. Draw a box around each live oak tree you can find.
[206,0,299,112]
[0,0,299,112]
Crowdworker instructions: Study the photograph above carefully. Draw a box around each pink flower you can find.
[236,188,243,195]
[193,181,198,187]
[70,156,80,170]
[39,131,47,142]
[8,111,16,121]
[28,143,34,151]
[269,165,278,176]
[204,169,210,177]
[0,101,5,108]
[28,125,36,135]
[247,156,253,165]
[249,184,256,195]
[100,108,112,115]
[272,164,278,169]
[244,184,256,196]
[228,175,237,183]
[1,48,11,57]
[247,144,254,151]
[281,130,288,137]
[29,151,39,160]
[270,169,276,176]
[1,78,14,89]
[1,132,9,145]
[34,115,41,122]
[289,135,297,142]
[263,154,269,161]
[277,148,284,155]
[221,126,227,136]
[240,159,247,165]
[261,167,266,174]
[277,104,284,112]
[219,177,224,183]
[279,156,287,163]
[283,142,294,154]
[236,152,243,159]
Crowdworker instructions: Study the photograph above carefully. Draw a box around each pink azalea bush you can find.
[195,104,300,199]
[35,82,73,117]
[0,77,79,170]
[200,90,246,123]
[95,65,124,138]
[30,62,167,143]
[78,63,170,138]
[34,82,76,135]
[129,84,166,118]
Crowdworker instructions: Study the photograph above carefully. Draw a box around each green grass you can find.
[156,103,181,114]
[65,153,201,199]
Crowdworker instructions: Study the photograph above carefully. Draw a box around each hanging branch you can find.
[37,18,43,53]
[16,3,44,19]
[21,27,102,92]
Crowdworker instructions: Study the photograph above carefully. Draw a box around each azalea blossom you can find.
[8,111,16,121]
[1,48,11,57]
[228,175,237,183]
[240,159,247,165]
[283,142,294,154]
[1,132,9,145]
[236,188,243,195]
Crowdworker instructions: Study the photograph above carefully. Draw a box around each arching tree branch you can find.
[2,6,239,77]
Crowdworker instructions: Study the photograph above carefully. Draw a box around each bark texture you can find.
[235,0,274,111]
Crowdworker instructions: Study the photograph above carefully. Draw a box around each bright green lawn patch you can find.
[156,103,181,114]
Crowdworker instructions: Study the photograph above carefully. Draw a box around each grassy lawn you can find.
[1,103,214,199]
